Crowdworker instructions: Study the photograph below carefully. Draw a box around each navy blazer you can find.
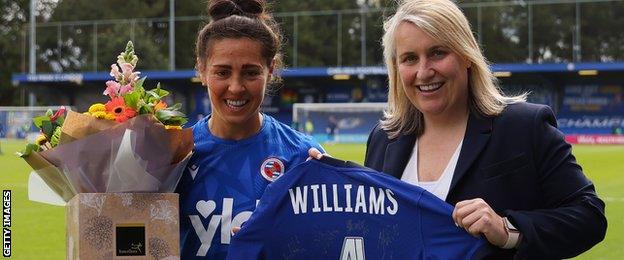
[364,102,606,259]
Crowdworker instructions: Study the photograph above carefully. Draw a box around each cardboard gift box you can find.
[66,193,179,260]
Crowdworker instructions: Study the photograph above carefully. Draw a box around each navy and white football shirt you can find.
[228,157,491,260]
[176,114,323,259]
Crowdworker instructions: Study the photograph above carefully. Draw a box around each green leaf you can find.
[133,77,146,90]
[170,103,182,110]
[55,115,65,127]
[138,103,153,115]
[19,143,42,157]
[147,103,156,114]
[155,108,188,126]
[144,90,161,104]
[32,115,50,128]
[49,127,62,147]
[124,91,141,110]
[45,109,53,117]
[41,120,54,138]
[151,83,169,98]
[134,99,147,113]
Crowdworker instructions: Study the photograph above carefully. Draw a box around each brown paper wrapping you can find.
[60,111,118,144]
[23,112,193,195]
[21,152,77,202]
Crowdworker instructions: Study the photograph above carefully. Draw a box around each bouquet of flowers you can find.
[18,41,194,205]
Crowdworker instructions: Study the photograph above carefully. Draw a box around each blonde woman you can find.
[363,0,606,258]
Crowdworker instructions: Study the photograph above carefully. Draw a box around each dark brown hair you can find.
[195,0,283,84]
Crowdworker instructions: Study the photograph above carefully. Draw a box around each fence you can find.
[19,0,624,74]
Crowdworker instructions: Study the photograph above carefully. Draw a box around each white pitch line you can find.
[602,197,624,202]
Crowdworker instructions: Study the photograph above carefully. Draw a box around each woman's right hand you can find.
[452,198,509,247]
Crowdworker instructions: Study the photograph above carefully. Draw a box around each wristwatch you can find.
[502,217,521,249]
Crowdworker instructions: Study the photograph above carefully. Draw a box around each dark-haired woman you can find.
[175,0,324,258]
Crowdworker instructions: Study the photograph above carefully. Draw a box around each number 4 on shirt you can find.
[340,237,365,260]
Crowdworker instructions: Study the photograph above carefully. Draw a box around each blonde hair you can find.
[380,0,526,139]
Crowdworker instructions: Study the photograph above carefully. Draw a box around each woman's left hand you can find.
[232,226,241,235]
[307,147,329,160]
[452,198,508,247]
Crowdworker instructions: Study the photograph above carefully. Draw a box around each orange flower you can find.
[105,97,137,123]
[154,101,167,111]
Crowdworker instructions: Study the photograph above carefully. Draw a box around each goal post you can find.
[292,102,387,143]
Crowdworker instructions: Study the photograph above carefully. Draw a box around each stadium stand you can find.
[10,1,624,144]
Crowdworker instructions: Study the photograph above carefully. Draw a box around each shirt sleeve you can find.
[506,105,607,259]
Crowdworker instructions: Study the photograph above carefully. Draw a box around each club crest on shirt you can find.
[260,157,285,182]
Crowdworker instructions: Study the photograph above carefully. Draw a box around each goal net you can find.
[292,102,387,143]
[0,106,73,141]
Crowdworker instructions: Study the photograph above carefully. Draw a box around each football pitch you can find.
[0,139,622,259]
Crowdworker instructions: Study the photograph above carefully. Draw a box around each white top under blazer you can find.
[401,139,463,201]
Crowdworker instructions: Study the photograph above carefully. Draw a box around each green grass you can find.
[571,145,624,259]
[1,140,622,259]
[0,139,66,260]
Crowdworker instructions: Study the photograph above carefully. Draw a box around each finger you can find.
[453,199,477,222]
[307,147,323,160]
[460,209,485,230]
[452,200,475,224]
[231,226,241,235]
[453,198,490,226]
[467,217,487,237]
[455,198,480,209]
[454,201,483,228]
[469,215,507,247]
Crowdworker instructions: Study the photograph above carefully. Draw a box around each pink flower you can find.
[109,62,140,85]
[104,80,134,98]
[104,80,121,98]
[119,83,133,95]
[110,64,122,81]
[120,62,140,85]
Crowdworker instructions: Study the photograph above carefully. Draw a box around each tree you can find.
[36,0,177,72]
[459,1,624,64]
[37,0,212,72]
[272,0,392,67]
[579,1,624,62]
[171,0,208,70]
[6,0,624,80]
[0,0,29,105]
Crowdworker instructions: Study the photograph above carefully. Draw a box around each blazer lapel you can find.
[449,112,492,192]
[383,133,416,179]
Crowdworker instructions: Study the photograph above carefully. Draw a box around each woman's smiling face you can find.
[200,37,273,132]
[395,21,471,117]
